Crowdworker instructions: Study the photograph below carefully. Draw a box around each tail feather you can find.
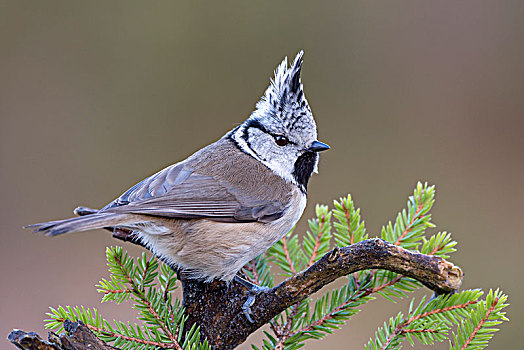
[25,213,136,236]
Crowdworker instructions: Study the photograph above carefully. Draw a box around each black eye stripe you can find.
[244,119,270,135]
[243,119,296,146]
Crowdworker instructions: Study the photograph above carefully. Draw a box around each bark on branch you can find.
[8,320,115,350]
[9,208,463,350]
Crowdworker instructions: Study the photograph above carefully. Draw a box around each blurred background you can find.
[1,1,523,349]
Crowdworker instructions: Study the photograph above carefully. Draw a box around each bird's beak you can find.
[307,140,330,152]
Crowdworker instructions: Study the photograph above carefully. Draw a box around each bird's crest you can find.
[252,50,310,120]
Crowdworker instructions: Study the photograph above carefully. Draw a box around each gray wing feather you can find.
[101,162,286,223]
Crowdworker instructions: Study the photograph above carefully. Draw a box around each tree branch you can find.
[8,320,115,350]
[9,207,463,350]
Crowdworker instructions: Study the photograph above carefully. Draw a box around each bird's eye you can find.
[274,135,289,146]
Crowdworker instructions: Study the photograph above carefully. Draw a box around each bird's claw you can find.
[242,293,257,323]
[234,275,269,323]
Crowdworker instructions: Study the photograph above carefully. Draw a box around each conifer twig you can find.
[307,214,326,267]
[341,202,355,245]
[394,199,425,246]
[281,236,297,274]
[381,300,479,349]
[112,253,182,349]
[458,297,499,350]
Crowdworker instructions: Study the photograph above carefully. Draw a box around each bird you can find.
[26,50,329,321]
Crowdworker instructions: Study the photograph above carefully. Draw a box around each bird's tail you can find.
[24,213,136,236]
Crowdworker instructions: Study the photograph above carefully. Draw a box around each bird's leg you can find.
[234,275,269,323]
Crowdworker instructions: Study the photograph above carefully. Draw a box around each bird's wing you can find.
[100,162,286,223]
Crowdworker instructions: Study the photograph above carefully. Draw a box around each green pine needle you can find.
[333,194,367,246]
[45,246,209,350]
[381,182,435,250]
[366,290,509,350]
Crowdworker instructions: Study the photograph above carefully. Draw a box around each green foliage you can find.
[450,289,509,350]
[267,226,304,276]
[43,182,509,350]
[333,194,367,246]
[366,289,509,350]
[259,182,508,349]
[381,182,435,250]
[302,205,332,266]
[45,246,210,350]
[421,231,457,259]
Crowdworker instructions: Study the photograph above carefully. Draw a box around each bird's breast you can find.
[175,189,306,280]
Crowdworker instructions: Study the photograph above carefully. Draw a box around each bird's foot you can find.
[234,275,269,323]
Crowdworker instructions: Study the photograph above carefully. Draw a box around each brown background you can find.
[1,1,522,349]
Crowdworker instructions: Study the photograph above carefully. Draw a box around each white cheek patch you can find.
[264,157,296,185]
